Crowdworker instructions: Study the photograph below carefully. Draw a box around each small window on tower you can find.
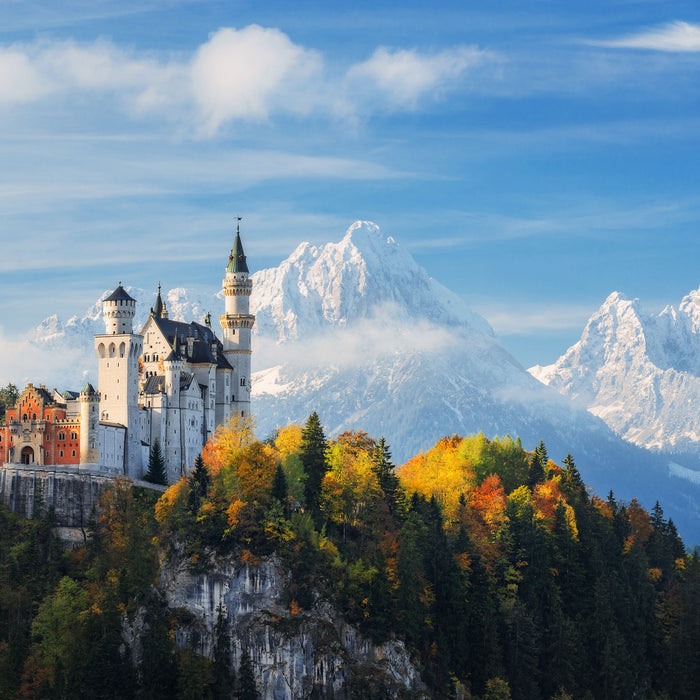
[240,378,245,386]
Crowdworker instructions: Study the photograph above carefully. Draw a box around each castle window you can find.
[58,432,65,441]
[32,413,36,420]
[71,450,76,457]
[46,434,50,441]
[70,432,77,440]
[59,450,63,457]
[22,413,28,421]
[240,378,246,386]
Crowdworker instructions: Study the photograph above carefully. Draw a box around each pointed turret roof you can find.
[226,222,249,273]
[105,284,135,303]
[81,382,96,395]
[152,282,164,318]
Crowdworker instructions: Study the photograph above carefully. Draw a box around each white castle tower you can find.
[163,344,182,481]
[78,382,100,466]
[94,284,143,477]
[220,224,255,417]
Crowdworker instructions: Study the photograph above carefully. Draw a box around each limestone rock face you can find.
[157,551,424,699]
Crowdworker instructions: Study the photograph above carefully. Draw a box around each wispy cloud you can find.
[588,20,700,52]
[346,45,495,107]
[473,301,595,336]
[0,28,495,134]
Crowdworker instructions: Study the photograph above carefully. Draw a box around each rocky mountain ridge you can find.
[530,288,700,461]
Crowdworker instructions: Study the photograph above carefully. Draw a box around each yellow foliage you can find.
[321,444,380,529]
[274,424,303,460]
[154,477,190,524]
[398,436,475,518]
[226,499,247,528]
[202,413,257,475]
[648,567,663,582]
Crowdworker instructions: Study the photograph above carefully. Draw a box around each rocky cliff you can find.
[148,550,425,699]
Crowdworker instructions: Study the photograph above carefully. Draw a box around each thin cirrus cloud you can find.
[0,26,494,134]
[346,45,495,107]
[589,20,700,52]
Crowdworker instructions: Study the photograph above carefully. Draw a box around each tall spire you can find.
[226,218,249,273]
[152,282,164,318]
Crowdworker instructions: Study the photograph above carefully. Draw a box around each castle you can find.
[0,227,255,483]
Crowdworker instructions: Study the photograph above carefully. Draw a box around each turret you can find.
[163,348,182,481]
[150,282,168,319]
[79,382,100,466]
[102,284,136,334]
[219,222,256,417]
[94,283,144,477]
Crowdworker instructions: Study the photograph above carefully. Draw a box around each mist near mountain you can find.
[24,222,700,540]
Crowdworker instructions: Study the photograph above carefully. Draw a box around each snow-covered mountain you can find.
[530,288,700,462]
[26,222,700,540]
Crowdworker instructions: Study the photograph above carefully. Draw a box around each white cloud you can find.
[191,26,323,134]
[590,20,700,52]
[346,45,492,106]
[0,48,47,103]
[0,29,491,132]
[473,302,595,336]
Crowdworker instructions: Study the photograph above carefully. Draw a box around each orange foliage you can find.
[230,442,277,504]
[624,498,652,553]
[201,414,256,475]
[469,474,507,531]
[331,430,376,456]
[533,479,564,521]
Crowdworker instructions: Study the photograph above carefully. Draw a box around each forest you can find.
[1,412,700,699]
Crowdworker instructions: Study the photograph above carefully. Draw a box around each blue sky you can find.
[1,0,700,376]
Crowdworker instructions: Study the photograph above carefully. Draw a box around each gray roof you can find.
[105,285,135,303]
[150,316,232,370]
[143,376,165,394]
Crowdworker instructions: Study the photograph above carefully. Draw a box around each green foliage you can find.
[5,428,700,700]
[145,438,168,485]
[237,647,258,699]
[300,412,328,520]
[0,381,18,419]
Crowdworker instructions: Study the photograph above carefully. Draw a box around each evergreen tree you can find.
[236,647,258,700]
[300,412,328,520]
[526,452,544,489]
[271,464,288,505]
[189,454,209,512]
[144,439,168,485]
[213,602,234,699]
[371,437,403,516]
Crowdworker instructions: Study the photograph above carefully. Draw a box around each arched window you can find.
[109,343,116,358]
[119,342,126,358]
[97,343,106,358]
[32,413,36,420]
[58,432,65,441]
[240,377,246,386]
[22,413,28,421]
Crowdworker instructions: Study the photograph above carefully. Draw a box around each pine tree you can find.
[188,453,209,512]
[236,647,258,700]
[144,439,167,485]
[371,437,404,516]
[526,452,544,489]
[271,464,288,505]
[300,412,328,519]
[213,602,233,698]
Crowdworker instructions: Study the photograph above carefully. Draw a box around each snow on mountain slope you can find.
[530,289,700,458]
[26,221,700,539]
[28,286,218,388]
